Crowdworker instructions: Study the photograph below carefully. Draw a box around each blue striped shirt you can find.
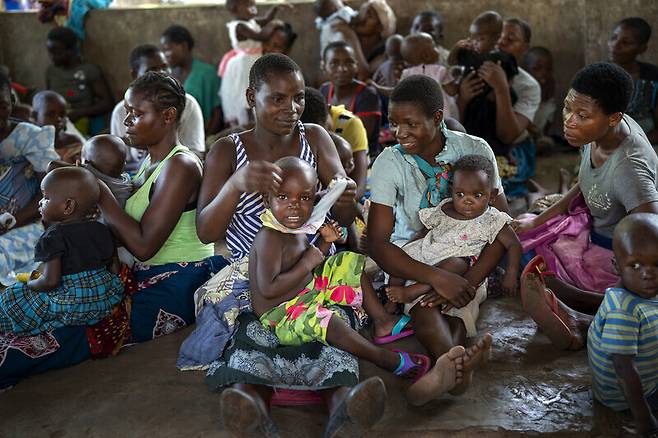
[587,287,658,410]
[224,122,317,261]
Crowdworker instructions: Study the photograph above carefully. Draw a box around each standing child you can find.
[250,157,467,393]
[321,41,382,158]
[45,27,114,136]
[31,90,83,163]
[386,155,521,342]
[219,0,289,126]
[587,213,658,437]
[0,167,123,335]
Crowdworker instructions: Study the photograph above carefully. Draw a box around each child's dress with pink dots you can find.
[219,19,263,125]
[401,198,512,336]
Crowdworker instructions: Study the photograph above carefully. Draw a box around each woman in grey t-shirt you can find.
[513,62,658,350]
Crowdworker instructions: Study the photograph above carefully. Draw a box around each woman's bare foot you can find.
[449,333,493,396]
[406,346,466,406]
[521,273,590,350]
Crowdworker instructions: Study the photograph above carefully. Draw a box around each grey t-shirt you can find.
[579,115,658,238]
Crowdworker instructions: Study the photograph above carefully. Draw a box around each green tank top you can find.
[124,145,213,266]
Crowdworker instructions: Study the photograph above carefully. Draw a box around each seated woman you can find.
[161,25,223,135]
[608,17,658,146]
[514,62,658,351]
[321,41,382,158]
[352,0,396,74]
[190,54,407,436]
[368,75,507,401]
[0,71,59,287]
[45,27,114,136]
[0,71,226,389]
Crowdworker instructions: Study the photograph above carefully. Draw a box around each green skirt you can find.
[260,251,366,346]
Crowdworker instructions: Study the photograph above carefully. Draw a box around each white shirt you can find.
[510,68,541,126]
[111,93,205,167]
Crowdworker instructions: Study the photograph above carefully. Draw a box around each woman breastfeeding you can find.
[0,71,224,389]
[193,54,391,437]
[97,71,224,342]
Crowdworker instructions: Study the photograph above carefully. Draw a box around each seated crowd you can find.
[0,3,657,438]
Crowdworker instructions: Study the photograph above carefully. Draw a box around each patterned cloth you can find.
[205,309,359,391]
[518,193,618,292]
[0,268,124,336]
[0,123,58,285]
[0,256,227,388]
[260,252,366,346]
[587,287,658,411]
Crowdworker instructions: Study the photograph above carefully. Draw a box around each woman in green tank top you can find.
[98,71,227,342]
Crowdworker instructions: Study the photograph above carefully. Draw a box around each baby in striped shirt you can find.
[587,213,658,437]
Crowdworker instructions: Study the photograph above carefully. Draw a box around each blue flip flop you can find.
[373,315,414,345]
[392,350,430,381]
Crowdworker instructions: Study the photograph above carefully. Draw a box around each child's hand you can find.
[303,246,325,271]
[454,38,474,51]
[501,272,518,296]
[319,221,342,243]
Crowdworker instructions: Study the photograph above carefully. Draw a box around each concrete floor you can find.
[3,151,632,438]
[0,295,634,438]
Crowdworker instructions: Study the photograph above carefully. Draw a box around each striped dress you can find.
[225,122,317,261]
[587,287,658,410]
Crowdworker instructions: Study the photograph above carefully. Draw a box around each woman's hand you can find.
[230,160,283,195]
[427,268,476,309]
[478,61,508,92]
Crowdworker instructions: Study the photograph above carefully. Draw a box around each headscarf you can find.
[362,0,396,38]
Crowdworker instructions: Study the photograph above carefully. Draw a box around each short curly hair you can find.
[248,53,302,90]
[452,154,495,188]
[390,74,443,118]
[300,87,328,125]
[571,62,632,115]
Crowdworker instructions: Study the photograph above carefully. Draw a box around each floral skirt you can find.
[206,309,360,392]
[260,251,366,346]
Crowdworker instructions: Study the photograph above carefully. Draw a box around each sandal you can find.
[373,315,414,344]
[520,273,573,350]
[521,255,556,286]
[392,350,430,381]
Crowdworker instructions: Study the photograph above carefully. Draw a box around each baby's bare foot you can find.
[406,346,466,406]
[449,333,492,396]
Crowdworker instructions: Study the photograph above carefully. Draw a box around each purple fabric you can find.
[517,194,618,293]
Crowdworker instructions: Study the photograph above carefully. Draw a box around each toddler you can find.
[0,167,123,335]
[372,34,404,88]
[250,157,435,382]
[587,213,658,437]
[387,154,522,338]
[81,135,132,209]
[31,90,83,163]
[448,10,502,65]
[45,27,113,136]
[219,0,288,125]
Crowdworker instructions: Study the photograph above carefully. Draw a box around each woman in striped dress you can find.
[194,54,392,437]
